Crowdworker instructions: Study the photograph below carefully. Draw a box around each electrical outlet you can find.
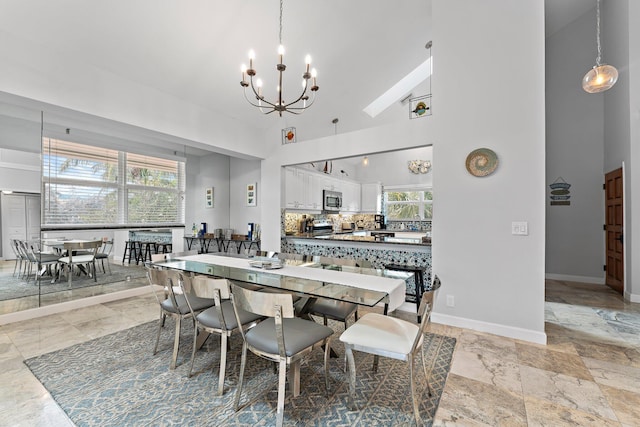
[511,221,528,236]
[446,295,455,307]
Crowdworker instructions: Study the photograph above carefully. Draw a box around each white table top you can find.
[178,254,406,312]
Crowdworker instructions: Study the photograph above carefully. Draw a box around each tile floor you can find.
[0,272,639,426]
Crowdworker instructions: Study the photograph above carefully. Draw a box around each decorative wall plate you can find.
[466,148,498,177]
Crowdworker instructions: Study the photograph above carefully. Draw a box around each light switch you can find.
[512,221,528,236]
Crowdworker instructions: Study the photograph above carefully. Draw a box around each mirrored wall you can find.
[0,99,152,316]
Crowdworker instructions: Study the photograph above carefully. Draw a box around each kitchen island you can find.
[282,231,431,287]
[282,231,431,314]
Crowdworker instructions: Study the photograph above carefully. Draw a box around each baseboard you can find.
[625,291,640,303]
[0,286,154,325]
[431,312,547,345]
[545,273,604,285]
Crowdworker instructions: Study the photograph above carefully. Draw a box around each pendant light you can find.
[582,0,618,93]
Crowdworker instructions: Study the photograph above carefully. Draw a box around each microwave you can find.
[323,190,342,212]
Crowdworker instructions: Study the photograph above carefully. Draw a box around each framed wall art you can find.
[246,183,257,207]
[205,187,214,208]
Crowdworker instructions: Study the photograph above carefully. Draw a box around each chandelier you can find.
[240,0,318,116]
[582,0,618,93]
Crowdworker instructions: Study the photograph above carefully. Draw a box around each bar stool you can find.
[155,242,172,254]
[138,241,155,264]
[122,240,135,265]
[384,263,426,323]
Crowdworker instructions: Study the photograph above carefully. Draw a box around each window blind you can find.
[42,138,185,226]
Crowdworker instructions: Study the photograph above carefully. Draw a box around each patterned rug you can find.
[25,317,456,426]
[0,262,147,301]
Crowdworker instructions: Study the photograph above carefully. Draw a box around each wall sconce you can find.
[408,160,431,174]
[363,156,369,166]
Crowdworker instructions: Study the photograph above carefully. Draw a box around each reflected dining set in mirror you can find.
[147,251,441,426]
[32,238,113,285]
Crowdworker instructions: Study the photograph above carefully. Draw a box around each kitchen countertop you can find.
[284,231,431,246]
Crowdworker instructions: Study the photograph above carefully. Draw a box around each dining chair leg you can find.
[409,356,423,426]
[188,325,199,378]
[170,317,181,369]
[324,338,331,396]
[345,346,358,410]
[234,342,248,411]
[217,334,228,396]
[153,312,165,355]
[372,354,379,373]
[276,359,287,427]
[420,344,432,397]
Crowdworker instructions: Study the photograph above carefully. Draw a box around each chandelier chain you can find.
[596,0,602,66]
[279,0,283,46]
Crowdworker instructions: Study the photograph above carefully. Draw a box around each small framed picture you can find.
[282,127,296,144]
[409,94,432,119]
[246,183,257,206]
[205,187,214,208]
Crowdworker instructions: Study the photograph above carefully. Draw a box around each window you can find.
[384,188,432,220]
[42,138,185,227]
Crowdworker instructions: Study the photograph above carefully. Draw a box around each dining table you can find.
[150,253,410,397]
[41,238,103,281]
[152,253,408,314]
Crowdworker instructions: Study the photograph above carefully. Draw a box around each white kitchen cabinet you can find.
[285,166,364,212]
[284,167,305,209]
[361,182,382,213]
[341,181,361,212]
[306,173,324,210]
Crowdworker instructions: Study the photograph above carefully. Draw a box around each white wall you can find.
[431,0,546,343]
[260,119,433,251]
[0,111,41,193]
[354,147,433,187]
[258,0,547,344]
[545,9,605,282]
[630,0,640,302]
[185,153,230,234]
[602,0,639,301]
[229,157,262,241]
[0,149,40,193]
[0,30,266,160]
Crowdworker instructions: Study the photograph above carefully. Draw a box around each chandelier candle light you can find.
[240,0,318,116]
[582,0,618,93]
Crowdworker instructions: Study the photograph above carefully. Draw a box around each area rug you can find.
[25,318,456,426]
[0,262,147,301]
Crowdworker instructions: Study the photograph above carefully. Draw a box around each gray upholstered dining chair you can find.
[339,275,442,426]
[9,239,27,278]
[307,257,369,330]
[180,276,264,394]
[230,284,334,427]
[58,240,103,286]
[146,267,215,369]
[25,243,61,284]
[95,240,113,274]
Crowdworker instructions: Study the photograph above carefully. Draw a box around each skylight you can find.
[363,57,432,118]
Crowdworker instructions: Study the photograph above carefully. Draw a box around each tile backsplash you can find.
[285,212,377,233]
[284,212,431,234]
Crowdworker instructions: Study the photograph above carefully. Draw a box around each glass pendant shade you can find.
[582,64,618,93]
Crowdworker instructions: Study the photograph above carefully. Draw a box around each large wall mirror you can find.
[0,96,187,316]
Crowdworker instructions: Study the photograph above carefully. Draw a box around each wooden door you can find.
[604,168,624,294]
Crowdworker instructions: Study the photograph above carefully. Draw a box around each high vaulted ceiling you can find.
[1,0,594,151]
